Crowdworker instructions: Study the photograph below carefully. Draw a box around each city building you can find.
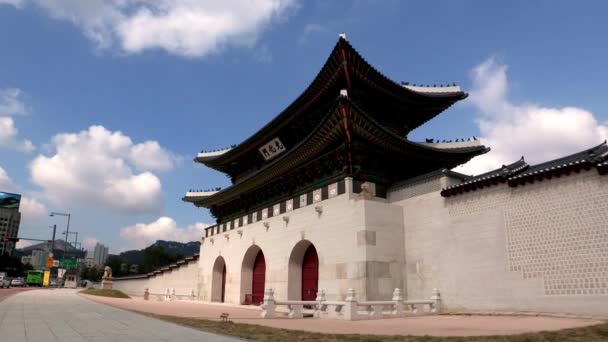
[20,255,32,265]
[112,36,608,318]
[88,242,109,267]
[30,249,49,270]
[0,192,22,256]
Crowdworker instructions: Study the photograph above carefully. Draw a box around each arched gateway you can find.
[288,240,319,300]
[241,245,266,305]
[211,256,226,303]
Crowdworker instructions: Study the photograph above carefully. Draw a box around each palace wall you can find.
[197,187,405,304]
[393,169,608,317]
[112,259,201,298]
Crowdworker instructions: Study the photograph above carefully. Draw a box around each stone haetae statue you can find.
[103,266,113,279]
[357,182,372,200]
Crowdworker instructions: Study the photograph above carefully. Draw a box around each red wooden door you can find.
[301,245,319,301]
[221,264,226,303]
[251,251,266,305]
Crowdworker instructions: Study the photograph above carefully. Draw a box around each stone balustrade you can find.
[143,288,197,302]
[261,288,441,320]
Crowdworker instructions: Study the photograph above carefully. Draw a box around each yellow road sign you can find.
[43,270,50,286]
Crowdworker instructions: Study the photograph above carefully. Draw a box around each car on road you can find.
[10,277,25,287]
[0,276,9,288]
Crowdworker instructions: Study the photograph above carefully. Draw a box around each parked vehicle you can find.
[0,275,9,288]
[10,277,25,287]
[26,270,44,287]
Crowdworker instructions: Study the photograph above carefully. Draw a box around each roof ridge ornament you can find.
[338,33,347,40]
[340,89,348,97]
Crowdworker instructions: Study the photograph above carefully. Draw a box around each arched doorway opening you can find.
[288,240,319,300]
[211,256,226,303]
[240,245,266,305]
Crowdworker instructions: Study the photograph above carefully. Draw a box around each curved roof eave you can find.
[197,37,467,170]
[186,97,487,208]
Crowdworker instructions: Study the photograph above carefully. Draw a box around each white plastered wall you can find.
[393,169,608,317]
[198,190,405,304]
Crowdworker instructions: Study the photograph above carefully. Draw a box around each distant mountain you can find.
[116,240,200,265]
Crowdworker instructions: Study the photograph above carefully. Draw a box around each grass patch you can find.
[148,314,608,342]
[80,289,130,299]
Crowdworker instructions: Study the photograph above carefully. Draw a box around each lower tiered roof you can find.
[184,93,489,219]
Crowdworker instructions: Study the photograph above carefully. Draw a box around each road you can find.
[0,289,243,342]
[0,287,32,302]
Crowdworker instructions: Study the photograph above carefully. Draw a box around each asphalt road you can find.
[0,288,244,342]
[0,287,32,302]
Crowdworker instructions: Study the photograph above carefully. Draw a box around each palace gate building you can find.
[113,35,608,318]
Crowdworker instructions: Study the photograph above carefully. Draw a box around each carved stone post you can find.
[392,288,404,317]
[190,289,196,301]
[164,288,170,301]
[144,288,149,301]
[260,288,276,318]
[430,288,441,314]
[342,288,358,321]
[171,288,176,301]
[313,289,326,318]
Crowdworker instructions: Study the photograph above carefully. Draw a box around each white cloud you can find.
[298,23,327,45]
[120,216,210,249]
[16,240,33,249]
[30,125,177,214]
[14,0,296,57]
[0,117,35,152]
[19,196,48,228]
[0,166,16,191]
[0,88,34,152]
[0,88,28,116]
[456,57,608,175]
[0,0,25,8]
[82,236,98,249]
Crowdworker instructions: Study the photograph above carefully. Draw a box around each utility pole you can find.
[49,224,56,255]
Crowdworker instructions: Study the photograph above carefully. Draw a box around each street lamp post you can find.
[50,212,70,259]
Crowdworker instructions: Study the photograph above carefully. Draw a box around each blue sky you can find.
[0,0,606,252]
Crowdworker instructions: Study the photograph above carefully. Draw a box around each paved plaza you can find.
[0,289,242,342]
[83,294,604,337]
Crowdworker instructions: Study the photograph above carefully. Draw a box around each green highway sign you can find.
[59,258,77,270]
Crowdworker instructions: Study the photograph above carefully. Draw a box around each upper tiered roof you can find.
[195,35,469,184]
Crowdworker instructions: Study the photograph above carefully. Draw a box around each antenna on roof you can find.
[339,33,347,40]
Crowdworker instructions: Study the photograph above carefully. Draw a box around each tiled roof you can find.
[442,141,608,197]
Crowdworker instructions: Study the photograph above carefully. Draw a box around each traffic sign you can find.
[59,258,77,270]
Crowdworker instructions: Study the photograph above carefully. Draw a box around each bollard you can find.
[144,288,149,301]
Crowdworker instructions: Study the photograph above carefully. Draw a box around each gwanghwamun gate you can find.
[113,35,608,320]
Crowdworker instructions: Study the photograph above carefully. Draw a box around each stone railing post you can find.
[190,290,196,301]
[392,288,404,317]
[144,288,150,301]
[430,288,441,314]
[342,288,358,321]
[314,289,326,318]
[164,288,170,301]
[288,304,303,319]
[171,288,176,301]
[260,288,276,318]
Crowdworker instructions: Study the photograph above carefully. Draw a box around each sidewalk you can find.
[81,294,603,337]
[0,289,242,342]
